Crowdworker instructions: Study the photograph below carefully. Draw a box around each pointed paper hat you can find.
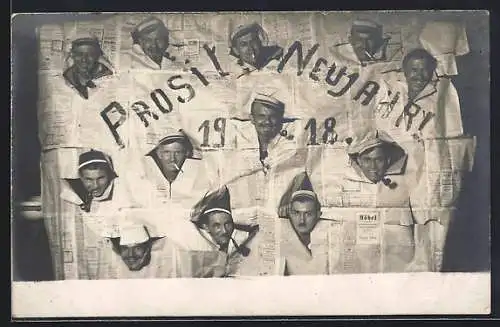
[277,171,318,218]
[190,185,232,224]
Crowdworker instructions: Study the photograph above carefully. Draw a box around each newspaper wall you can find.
[37,12,476,279]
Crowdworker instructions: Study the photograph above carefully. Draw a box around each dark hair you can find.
[78,162,115,178]
[197,210,233,228]
[402,48,438,73]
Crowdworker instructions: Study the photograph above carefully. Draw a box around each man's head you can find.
[355,143,394,184]
[70,38,103,78]
[77,150,115,197]
[349,20,384,62]
[133,17,170,66]
[231,23,264,66]
[403,48,437,98]
[201,210,235,248]
[110,224,154,271]
[250,94,285,143]
[153,135,192,173]
[288,193,321,237]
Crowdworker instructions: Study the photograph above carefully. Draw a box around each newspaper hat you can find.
[71,37,103,53]
[190,185,232,225]
[78,149,118,178]
[234,85,293,121]
[346,129,408,176]
[277,171,319,218]
[145,127,201,160]
[229,22,268,54]
[351,19,383,37]
[132,16,168,43]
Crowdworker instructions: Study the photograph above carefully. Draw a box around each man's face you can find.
[205,212,235,248]
[289,199,321,236]
[350,30,379,61]
[79,167,111,197]
[235,31,262,66]
[404,58,434,96]
[251,102,284,142]
[71,44,101,76]
[118,242,151,271]
[138,28,169,65]
[357,146,391,183]
[155,141,188,173]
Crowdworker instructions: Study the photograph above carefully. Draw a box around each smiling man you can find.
[402,48,438,101]
[129,16,175,69]
[63,37,113,99]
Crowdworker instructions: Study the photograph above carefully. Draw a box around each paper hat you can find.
[345,129,408,177]
[346,129,397,156]
[78,150,110,169]
[119,223,151,246]
[135,17,167,34]
[146,128,196,158]
[252,92,285,115]
[230,22,267,44]
[190,185,232,224]
[277,172,319,218]
[71,37,102,52]
[351,19,383,36]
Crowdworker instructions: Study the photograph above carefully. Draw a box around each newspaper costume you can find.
[147,186,260,277]
[59,150,135,279]
[125,17,176,70]
[227,89,302,175]
[98,218,173,279]
[277,172,330,275]
[375,49,464,143]
[329,19,400,73]
[62,37,114,100]
[333,130,430,272]
[228,22,284,74]
[137,128,221,209]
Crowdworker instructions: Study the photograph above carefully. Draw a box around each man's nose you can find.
[88,180,98,189]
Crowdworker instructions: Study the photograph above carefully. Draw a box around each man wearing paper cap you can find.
[277,171,331,275]
[151,186,260,277]
[138,126,221,208]
[330,19,395,68]
[107,222,164,274]
[63,37,114,99]
[60,149,118,213]
[127,16,175,69]
[229,22,283,71]
[228,87,302,174]
[334,129,431,272]
[374,48,463,142]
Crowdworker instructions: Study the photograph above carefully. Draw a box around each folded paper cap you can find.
[231,22,266,43]
[119,223,151,246]
[71,37,102,51]
[278,172,318,218]
[146,128,199,159]
[351,19,383,35]
[191,185,232,224]
[78,149,111,169]
[135,16,167,34]
[346,129,396,156]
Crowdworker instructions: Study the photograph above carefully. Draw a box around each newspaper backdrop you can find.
[37,12,476,279]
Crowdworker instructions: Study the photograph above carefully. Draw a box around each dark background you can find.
[11,12,491,281]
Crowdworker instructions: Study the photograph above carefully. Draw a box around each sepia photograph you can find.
[11,11,490,317]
